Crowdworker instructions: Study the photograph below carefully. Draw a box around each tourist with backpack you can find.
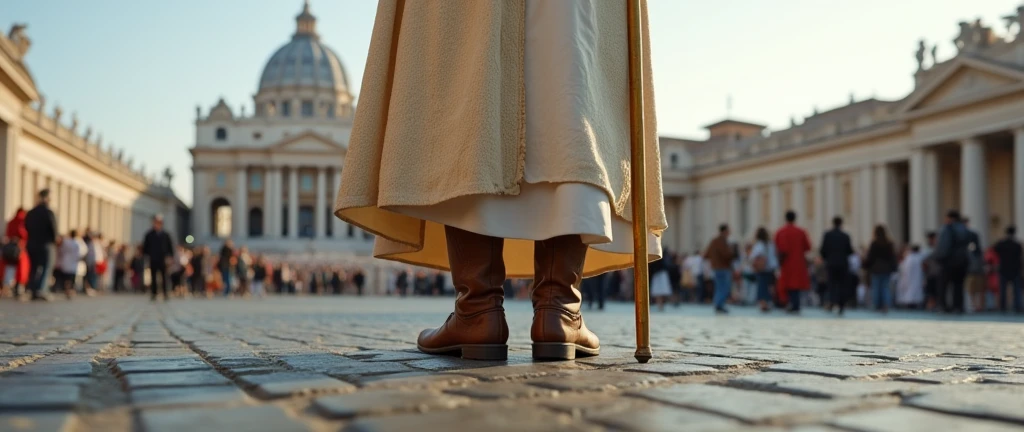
[931,210,971,313]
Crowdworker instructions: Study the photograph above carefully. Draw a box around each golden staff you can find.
[627,0,652,364]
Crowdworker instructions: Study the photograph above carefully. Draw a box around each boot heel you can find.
[461,344,508,361]
[533,343,576,360]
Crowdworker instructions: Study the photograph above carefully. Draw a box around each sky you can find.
[4,0,1023,204]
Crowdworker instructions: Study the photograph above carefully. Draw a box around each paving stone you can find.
[405,357,514,371]
[116,358,212,374]
[446,381,558,400]
[0,412,76,432]
[543,396,741,432]
[0,384,80,410]
[529,370,667,392]
[131,385,249,408]
[679,356,765,369]
[767,363,911,379]
[7,361,93,377]
[313,389,470,419]
[357,372,478,389]
[453,363,585,382]
[344,350,435,362]
[630,384,880,422]
[897,370,983,384]
[622,362,719,376]
[905,385,1024,424]
[236,371,355,399]
[139,405,309,432]
[830,407,1023,432]
[278,353,414,377]
[982,374,1024,385]
[123,370,232,389]
[343,405,592,432]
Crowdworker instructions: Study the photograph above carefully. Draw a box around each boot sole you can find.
[416,343,508,361]
[532,343,600,360]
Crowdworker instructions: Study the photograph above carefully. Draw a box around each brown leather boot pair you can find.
[416,226,600,361]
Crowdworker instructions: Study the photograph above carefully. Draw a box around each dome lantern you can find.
[295,0,317,40]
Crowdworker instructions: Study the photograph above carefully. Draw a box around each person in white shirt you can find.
[57,230,86,298]
[682,251,704,303]
[749,227,779,312]
[84,233,105,295]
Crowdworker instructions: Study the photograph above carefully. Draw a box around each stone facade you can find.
[190,2,373,257]
[661,9,1024,253]
[0,24,186,243]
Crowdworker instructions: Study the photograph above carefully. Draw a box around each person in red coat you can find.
[775,211,812,313]
[3,208,31,296]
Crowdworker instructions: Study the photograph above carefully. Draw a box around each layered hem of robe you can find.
[334,0,666,278]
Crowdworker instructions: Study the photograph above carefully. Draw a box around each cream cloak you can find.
[335,0,667,278]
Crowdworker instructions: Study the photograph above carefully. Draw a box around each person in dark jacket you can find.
[217,240,235,297]
[142,215,174,301]
[24,189,57,301]
[931,210,970,313]
[864,225,898,313]
[353,269,365,296]
[819,216,854,315]
[992,226,1023,312]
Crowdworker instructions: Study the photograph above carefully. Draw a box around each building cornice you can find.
[19,116,152,193]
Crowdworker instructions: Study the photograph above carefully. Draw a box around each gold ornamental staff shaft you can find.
[627,0,652,364]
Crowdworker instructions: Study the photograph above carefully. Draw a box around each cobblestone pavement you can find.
[1,296,1024,432]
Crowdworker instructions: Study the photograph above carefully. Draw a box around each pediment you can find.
[269,132,345,153]
[899,58,1024,115]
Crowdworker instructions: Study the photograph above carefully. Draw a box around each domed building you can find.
[190,1,372,256]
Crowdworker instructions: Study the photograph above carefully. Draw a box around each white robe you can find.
[387,0,661,278]
[897,252,925,305]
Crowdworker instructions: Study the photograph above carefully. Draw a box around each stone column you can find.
[873,163,891,235]
[332,169,344,238]
[858,165,873,245]
[264,168,276,237]
[681,195,695,253]
[20,167,32,210]
[193,168,210,240]
[769,182,782,230]
[792,178,806,227]
[0,125,19,220]
[1014,127,1024,235]
[961,137,988,246]
[747,185,761,236]
[267,168,281,238]
[909,150,926,245]
[726,189,739,239]
[923,149,940,232]
[824,173,837,225]
[315,168,326,238]
[288,167,299,239]
[234,168,248,240]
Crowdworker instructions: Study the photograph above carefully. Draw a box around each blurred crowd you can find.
[643,209,1023,315]
[1,189,375,301]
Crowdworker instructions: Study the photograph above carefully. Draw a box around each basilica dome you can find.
[253,1,353,119]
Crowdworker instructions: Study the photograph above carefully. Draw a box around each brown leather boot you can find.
[416,226,508,360]
[531,235,600,360]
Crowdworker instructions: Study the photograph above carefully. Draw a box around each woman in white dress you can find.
[897,245,925,308]
[336,0,665,361]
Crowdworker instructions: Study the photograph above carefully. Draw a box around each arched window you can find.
[210,197,231,239]
[249,208,264,237]
[215,127,227,141]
